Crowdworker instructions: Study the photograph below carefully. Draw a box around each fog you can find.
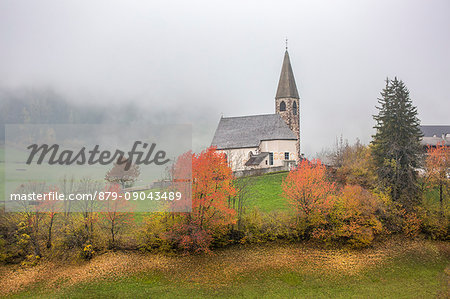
[1,0,449,156]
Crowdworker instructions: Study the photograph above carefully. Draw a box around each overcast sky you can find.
[1,0,449,156]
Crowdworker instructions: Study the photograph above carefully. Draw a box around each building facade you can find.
[420,125,450,147]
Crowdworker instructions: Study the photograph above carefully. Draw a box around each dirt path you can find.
[0,238,448,296]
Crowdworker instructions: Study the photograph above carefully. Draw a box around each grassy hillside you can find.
[242,171,289,213]
[1,238,448,298]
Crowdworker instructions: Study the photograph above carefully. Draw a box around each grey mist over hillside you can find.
[1,0,449,156]
[0,87,217,152]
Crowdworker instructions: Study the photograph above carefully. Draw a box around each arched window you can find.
[280,101,286,111]
[293,101,297,115]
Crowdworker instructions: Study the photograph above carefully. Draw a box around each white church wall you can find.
[259,140,297,167]
[218,140,297,171]
[218,147,258,171]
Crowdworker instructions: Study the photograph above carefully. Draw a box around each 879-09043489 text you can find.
[9,191,183,201]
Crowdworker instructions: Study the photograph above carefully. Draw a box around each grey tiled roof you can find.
[275,50,299,99]
[420,125,450,137]
[245,152,269,166]
[211,114,297,150]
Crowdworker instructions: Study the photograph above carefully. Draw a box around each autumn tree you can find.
[76,177,102,240]
[330,135,349,168]
[335,141,377,189]
[168,147,236,253]
[59,175,77,216]
[105,157,140,189]
[41,187,60,249]
[15,182,48,257]
[100,183,133,249]
[282,159,336,237]
[231,176,254,231]
[319,185,382,247]
[168,151,192,213]
[425,142,450,212]
[371,77,423,208]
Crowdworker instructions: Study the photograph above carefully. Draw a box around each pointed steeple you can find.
[275,50,299,99]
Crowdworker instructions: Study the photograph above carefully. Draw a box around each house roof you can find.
[420,125,450,146]
[420,125,450,137]
[275,50,299,99]
[211,114,297,150]
[245,152,269,166]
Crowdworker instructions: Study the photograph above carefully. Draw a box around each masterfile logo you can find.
[4,124,192,213]
[26,141,171,170]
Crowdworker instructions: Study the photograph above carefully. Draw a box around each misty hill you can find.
[0,86,215,151]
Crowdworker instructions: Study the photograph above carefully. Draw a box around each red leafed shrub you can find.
[166,222,212,254]
[282,159,336,237]
[283,160,383,247]
[167,147,237,253]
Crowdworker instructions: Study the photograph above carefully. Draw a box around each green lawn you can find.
[7,244,448,298]
[242,171,289,212]
[132,170,291,224]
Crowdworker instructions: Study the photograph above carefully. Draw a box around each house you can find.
[211,49,301,172]
[420,125,450,147]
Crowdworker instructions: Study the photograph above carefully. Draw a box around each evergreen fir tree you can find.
[371,77,423,208]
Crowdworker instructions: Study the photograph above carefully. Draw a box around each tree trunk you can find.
[111,220,115,249]
[46,215,54,248]
[32,213,42,257]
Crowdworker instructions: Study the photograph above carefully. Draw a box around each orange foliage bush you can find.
[326,185,383,247]
[282,159,336,235]
[283,161,383,247]
[167,147,237,253]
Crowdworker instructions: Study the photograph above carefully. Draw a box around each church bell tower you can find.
[275,48,300,161]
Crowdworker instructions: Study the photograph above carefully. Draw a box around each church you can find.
[211,49,301,173]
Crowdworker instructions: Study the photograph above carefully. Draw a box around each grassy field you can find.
[242,171,289,212]
[1,238,448,298]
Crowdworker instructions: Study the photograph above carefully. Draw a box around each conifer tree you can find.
[371,77,423,208]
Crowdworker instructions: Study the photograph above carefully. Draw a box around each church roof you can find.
[211,114,297,150]
[275,50,299,99]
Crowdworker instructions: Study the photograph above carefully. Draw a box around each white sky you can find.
[1,0,449,156]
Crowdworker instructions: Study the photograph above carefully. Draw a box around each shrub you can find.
[419,195,449,240]
[401,211,421,238]
[312,185,383,248]
[420,211,449,240]
[80,243,95,260]
[165,221,213,254]
[282,159,336,238]
[138,213,173,253]
[237,209,298,244]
